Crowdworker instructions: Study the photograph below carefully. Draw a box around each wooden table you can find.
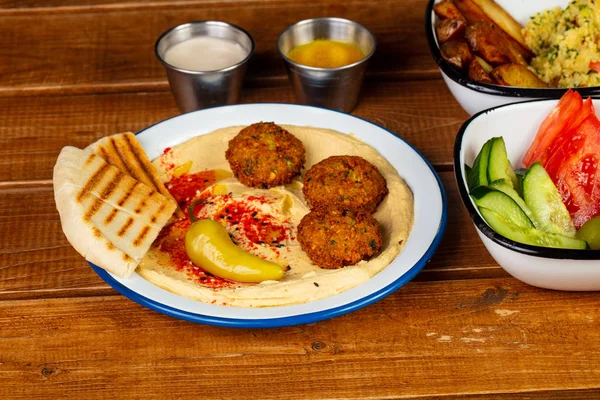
[1,0,599,398]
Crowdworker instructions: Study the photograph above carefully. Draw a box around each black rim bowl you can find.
[454,99,600,260]
[425,0,600,99]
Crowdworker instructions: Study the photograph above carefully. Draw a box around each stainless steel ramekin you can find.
[156,21,254,113]
[277,18,376,113]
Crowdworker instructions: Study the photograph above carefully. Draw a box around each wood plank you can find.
[1,278,599,399]
[0,0,438,96]
[0,171,500,301]
[0,0,286,9]
[0,80,467,184]
[416,390,600,400]
[0,0,377,11]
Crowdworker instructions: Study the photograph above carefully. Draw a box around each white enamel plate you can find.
[90,104,447,327]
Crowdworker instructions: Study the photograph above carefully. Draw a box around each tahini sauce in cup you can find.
[155,21,254,112]
[164,36,248,71]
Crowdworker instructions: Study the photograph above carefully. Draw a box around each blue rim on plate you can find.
[89,103,448,328]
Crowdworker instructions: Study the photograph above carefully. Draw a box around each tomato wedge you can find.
[523,89,583,168]
[541,97,595,167]
[590,61,600,72]
[545,115,600,229]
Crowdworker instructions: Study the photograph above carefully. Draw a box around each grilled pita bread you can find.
[86,132,184,219]
[54,146,176,278]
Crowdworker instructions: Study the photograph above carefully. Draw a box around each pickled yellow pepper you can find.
[185,202,285,283]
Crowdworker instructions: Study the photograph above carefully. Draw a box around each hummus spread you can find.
[138,125,414,307]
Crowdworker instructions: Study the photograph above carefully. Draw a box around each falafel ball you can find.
[225,122,306,189]
[303,155,388,213]
[297,208,382,269]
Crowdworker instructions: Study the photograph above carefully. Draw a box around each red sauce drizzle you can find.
[159,147,176,172]
[155,208,233,289]
[153,171,232,289]
[215,197,288,246]
[166,171,217,205]
[153,173,290,289]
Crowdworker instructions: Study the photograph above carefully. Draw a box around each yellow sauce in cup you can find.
[287,39,365,68]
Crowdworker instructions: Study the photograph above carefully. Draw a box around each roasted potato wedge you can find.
[465,22,511,66]
[490,64,548,88]
[453,0,491,24]
[504,34,533,64]
[468,58,494,84]
[436,19,467,43]
[471,0,528,49]
[440,40,473,71]
[474,55,493,73]
[433,0,466,22]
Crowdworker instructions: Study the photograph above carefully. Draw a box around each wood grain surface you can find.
[1,0,599,398]
[0,80,467,183]
[1,279,599,399]
[0,0,437,96]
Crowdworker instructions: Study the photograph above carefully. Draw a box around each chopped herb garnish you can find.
[369,239,377,251]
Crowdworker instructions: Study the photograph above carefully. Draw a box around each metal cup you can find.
[155,21,254,113]
[277,17,376,113]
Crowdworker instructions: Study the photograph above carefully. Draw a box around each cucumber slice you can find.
[576,216,600,250]
[487,137,519,190]
[515,168,528,178]
[467,139,493,192]
[523,163,576,238]
[515,168,527,196]
[471,189,533,229]
[487,180,537,227]
[479,207,588,250]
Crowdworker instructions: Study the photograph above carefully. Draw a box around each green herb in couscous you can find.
[523,0,600,88]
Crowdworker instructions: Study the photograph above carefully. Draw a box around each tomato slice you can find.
[523,89,583,168]
[541,97,595,167]
[590,61,600,72]
[546,115,600,229]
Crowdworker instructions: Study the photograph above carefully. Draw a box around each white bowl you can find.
[454,99,600,291]
[426,0,600,115]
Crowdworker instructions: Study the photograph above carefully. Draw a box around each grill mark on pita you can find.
[99,146,113,165]
[83,171,124,222]
[105,209,118,225]
[77,163,110,202]
[150,203,167,224]
[122,133,183,219]
[106,242,115,251]
[100,171,124,200]
[134,199,147,214]
[92,227,102,238]
[85,198,104,221]
[118,181,138,207]
[133,226,151,247]
[118,217,134,237]
[111,137,136,178]
[123,254,133,262]
[84,153,97,167]
[123,134,165,193]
